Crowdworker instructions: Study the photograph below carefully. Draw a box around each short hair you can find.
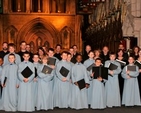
[2,42,8,45]
[76,53,82,58]
[48,48,54,52]
[95,58,102,62]
[56,44,62,49]
[69,47,74,50]
[23,51,30,56]
[8,53,15,58]
[72,45,77,48]
[67,52,71,56]
[26,44,30,47]
[88,50,94,55]
[41,55,48,60]
[20,41,26,45]
[33,53,39,57]
[8,43,16,48]
[109,52,116,56]
[128,55,135,60]
[61,51,68,55]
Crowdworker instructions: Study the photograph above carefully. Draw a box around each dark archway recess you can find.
[17,18,60,52]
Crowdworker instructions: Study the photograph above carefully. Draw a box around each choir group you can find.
[0,41,141,112]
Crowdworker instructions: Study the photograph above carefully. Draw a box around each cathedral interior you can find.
[0,0,141,53]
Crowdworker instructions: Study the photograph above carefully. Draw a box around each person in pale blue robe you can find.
[17,52,35,112]
[70,54,89,109]
[0,57,3,110]
[0,57,3,99]
[104,52,121,108]
[90,58,106,109]
[32,54,40,108]
[53,51,71,108]
[83,50,95,105]
[3,43,21,66]
[121,56,141,106]
[1,53,18,111]
[47,48,59,91]
[67,52,74,106]
[36,56,54,111]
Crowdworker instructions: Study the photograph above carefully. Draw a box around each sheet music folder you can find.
[87,63,94,71]
[77,79,86,90]
[92,66,108,80]
[109,63,118,70]
[21,66,33,78]
[127,65,136,71]
[134,60,141,69]
[47,57,56,65]
[42,65,53,74]
[59,66,69,77]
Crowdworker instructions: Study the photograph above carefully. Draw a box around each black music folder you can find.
[4,77,7,85]
[21,66,33,78]
[59,66,69,77]
[134,60,141,69]
[109,63,118,70]
[87,63,94,71]
[77,79,86,90]
[42,65,53,74]
[47,57,56,65]
[34,67,38,78]
[127,65,136,71]
[116,59,126,66]
[92,66,108,80]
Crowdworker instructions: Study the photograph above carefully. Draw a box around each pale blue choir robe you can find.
[121,64,141,106]
[17,61,35,112]
[3,53,21,66]
[0,66,3,110]
[50,56,59,90]
[1,63,18,111]
[0,66,2,98]
[53,60,71,108]
[36,64,54,110]
[89,68,106,109]
[69,62,89,109]
[83,58,95,104]
[67,61,74,107]
[33,62,40,107]
[104,60,121,107]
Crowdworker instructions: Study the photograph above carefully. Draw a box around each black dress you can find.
[116,57,128,101]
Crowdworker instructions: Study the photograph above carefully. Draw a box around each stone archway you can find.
[16,17,60,52]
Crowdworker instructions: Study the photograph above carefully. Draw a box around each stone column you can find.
[17,0,21,12]
[66,0,70,14]
[26,0,31,13]
[38,0,41,12]
[56,0,65,13]
[51,0,56,13]
[3,0,9,13]
[69,0,75,14]
[43,0,50,13]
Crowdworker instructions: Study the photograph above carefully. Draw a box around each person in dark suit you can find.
[0,42,9,59]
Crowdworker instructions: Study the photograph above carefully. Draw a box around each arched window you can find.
[44,41,50,51]
[5,25,18,43]
[60,26,73,49]
[36,37,42,48]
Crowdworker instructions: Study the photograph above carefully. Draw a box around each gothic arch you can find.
[60,26,74,49]
[17,18,60,52]
[5,25,18,43]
